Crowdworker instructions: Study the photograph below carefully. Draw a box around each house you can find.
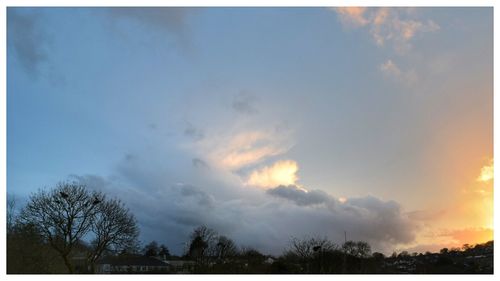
[264,256,277,264]
[95,255,170,274]
[164,260,196,273]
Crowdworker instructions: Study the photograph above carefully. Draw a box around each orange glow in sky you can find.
[477,160,494,182]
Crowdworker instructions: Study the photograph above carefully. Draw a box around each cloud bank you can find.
[70,148,417,255]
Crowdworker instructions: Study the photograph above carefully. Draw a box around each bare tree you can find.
[355,241,371,258]
[215,235,238,262]
[342,241,371,258]
[190,225,218,245]
[187,225,218,263]
[7,195,17,234]
[87,198,139,267]
[287,236,338,260]
[18,182,138,273]
[19,183,103,272]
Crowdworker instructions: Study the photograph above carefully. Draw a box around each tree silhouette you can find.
[19,182,138,273]
[159,244,170,258]
[143,241,160,257]
[287,236,337,261]
[19,183,104,272]
[87,198,138,267]
[215,235,237,262]
[187,225,218,264]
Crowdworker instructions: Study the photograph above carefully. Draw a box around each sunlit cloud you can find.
[193,129,294,172]
[217,131,290,170]
[477,159,493,182]
[379,59,418,85]
[246,160,299,188]
[379,59,401,76]
[334,7,369,27]
[333,7,439,53]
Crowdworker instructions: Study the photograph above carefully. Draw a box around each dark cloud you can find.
[69,173,222,253]
[106,7,192,48]
[148,123,158,130]
[124,153,136,161]
[266,185,332,206]
[232,91,259,115]
[192,158,209,169]
[69,162,417,255]
[184,123,204,141]
[266,184,416,248]
[7,9,48,75]
[175,183,215,209]
[64,143,417,256]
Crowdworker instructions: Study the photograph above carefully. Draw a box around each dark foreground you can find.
[7,184,494,274]
[8,239,493,274]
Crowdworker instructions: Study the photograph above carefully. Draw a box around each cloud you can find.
[232,91,259,115]
[477,159,493,182]
[265,184,416,246]
[266,185,331,206]
[7,9,48,75]
[106,7,192,48]
[246,160,299,188]
[192,158,210,169]
[175,183,215,210]
[184,122,204,141]
[333,7,439,53]
[334,7,369,27]
[379,59,418,85]
[62,98,415,255]
[69,155,417,255]
[379,59,401,76]
[197,129,293,171]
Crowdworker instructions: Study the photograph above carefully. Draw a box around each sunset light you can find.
[478,160,494,182]
[246,160,299,188]
[6,5,493,275]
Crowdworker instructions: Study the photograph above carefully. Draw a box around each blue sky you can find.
[7,7,493,254]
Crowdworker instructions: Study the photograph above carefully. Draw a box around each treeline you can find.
[7,183,494,274]
[177,225,376,273]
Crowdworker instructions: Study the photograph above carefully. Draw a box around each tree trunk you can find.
[62,254,74,273]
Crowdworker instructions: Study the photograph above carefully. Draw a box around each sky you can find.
[7,7,493,255]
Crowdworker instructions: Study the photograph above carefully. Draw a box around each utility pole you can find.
[344,231,347,243]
